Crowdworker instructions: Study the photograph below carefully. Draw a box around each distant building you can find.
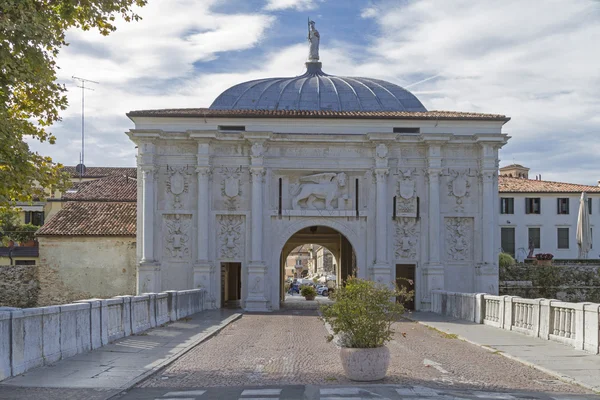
[498,170,600,260]
[35,174,137,302]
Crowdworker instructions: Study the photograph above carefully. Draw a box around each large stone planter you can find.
[339,346,390,381]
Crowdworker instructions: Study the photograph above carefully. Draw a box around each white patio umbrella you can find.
[577,192,592,259]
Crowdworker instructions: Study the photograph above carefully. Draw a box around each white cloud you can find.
[264,0,318,11]
[28,0,600,187]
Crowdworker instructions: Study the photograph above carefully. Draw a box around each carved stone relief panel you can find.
[443,145,476,160]
[217,215,245,260]
[166,165,191,209]
[395,168,418,217]
[445,217,473,262]
[212,143,246,157]
[219,167,243,211]
[163,214,192,260]
[157,143,197,156]
[401,146,427,159]
[445,169,475,212]
[289,172,350,210]
[395,217,419,260]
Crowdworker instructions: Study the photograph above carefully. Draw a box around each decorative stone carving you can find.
[249,167,265,183]
[376,143,388,159]
[396,168,418,217]
[166,165,191,209]
[164,214,191,259]
[445,217,473,261]
[157,143,197,155]
[217,215,245,260]
[447,169,472,211]
[401,146,426,158]
[395,217,419,259]
[251,142,265,158]
[251,276,263,293]
[220,167,242,211]
[291,172,348,210]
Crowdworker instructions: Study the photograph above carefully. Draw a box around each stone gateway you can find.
[126,27,509,312]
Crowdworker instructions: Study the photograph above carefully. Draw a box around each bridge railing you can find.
[431,291,599,355]
[0,288,206,382]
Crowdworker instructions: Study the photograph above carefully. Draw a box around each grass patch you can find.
[427,326,458,339]
[324,376,338,381]
[491,350,503,355]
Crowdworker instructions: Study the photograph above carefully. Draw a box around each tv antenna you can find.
[72,76,99,178]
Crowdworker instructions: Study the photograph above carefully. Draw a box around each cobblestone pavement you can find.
[138,310,593,394]
[117,384,600,400]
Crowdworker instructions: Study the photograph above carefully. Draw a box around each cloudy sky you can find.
[28,0,600,185]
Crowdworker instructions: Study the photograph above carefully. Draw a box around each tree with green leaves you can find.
[0,0,147,213]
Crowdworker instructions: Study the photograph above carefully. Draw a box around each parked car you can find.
[317,285,329,297]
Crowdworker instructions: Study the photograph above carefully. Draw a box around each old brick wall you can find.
[0,265,39,308]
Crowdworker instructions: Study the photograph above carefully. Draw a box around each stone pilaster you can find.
[372,143,392,286]
[246,141,269,311]
[477,142,500,294]
[424,142,444,304]
[138,141,160,294]
[193,164,215,307]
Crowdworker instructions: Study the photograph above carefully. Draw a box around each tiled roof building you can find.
[499,176,600,193]
[62,175,137,202]
[36,202,136,236]
[62,166,137,178]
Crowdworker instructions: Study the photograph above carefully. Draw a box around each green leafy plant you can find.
[499,252,515,268]
[301,285,317,298]
[0,0,146,212]
[10,223,39,244]
[320,277,413,348]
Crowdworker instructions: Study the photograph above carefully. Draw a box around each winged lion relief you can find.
[291,172,348,210]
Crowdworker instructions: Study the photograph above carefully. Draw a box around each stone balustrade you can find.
[0,289,205,381]
[431,291,600,355]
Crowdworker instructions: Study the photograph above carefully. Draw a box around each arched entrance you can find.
[279,225,356,304]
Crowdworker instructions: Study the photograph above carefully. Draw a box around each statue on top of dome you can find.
[307,19,320,62]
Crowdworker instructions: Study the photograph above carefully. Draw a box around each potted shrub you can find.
[535,253,554,266]
[300,285,317,300]
[320,277,412,381]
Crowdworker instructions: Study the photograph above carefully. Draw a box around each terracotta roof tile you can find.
[36,202,136,236]
[126,108,510,122]
[62,175,137,201]
[63,166,137,178]
[499,176,600,193]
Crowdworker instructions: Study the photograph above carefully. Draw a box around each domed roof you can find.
[209,62,427,112]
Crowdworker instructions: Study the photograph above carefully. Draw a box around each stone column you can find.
[372,143,392,286]
[246,141,269,312]
[481,170,495,265]
[193,165,215,307]
[477,141,500,294]
[424,142,445,306]
[141,165,155,264]
[195,166,211,263]
[250,167,265,263]
[138,141,160,294]
[375,168,389,265]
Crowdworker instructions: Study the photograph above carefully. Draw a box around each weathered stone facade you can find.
[127,115,509,311]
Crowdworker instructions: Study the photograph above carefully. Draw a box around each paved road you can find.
[136,310,591,394]
[116,384,599,400]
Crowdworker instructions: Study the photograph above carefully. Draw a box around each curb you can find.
[403,315,600,394]
[105,312,243,399]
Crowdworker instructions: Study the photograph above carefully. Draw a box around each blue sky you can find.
[28,0,600,185]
